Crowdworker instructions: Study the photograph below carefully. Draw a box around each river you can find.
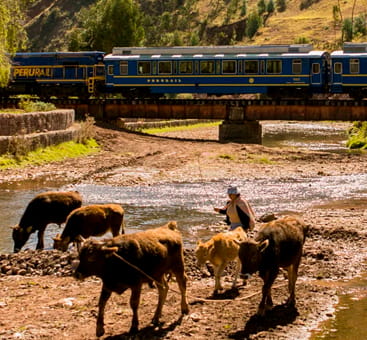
[0,121,366,339]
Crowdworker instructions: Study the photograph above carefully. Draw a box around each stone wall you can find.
[0,110,80,155]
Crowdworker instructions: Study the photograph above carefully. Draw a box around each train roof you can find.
[106,45,326,60]
[331,43,367,57]
[112,44,315,55]
[14,51,105,57]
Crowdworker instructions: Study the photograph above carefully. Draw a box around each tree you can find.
[246,11,262,38]
[276,0,286,12]
[257,0,266,15]
[72,0,145,52]
[267,0,275,14]
[342,18,353,41]
[0,0,27,86]
[240,0,247,16]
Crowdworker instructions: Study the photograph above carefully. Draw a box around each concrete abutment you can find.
[218,106,262,143]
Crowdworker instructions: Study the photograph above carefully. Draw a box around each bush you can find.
[77,115,96,144]
[18,100,56,112]
[246,11,262,38]
[346,121,367,149]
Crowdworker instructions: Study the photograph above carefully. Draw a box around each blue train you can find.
[1,43,367,100]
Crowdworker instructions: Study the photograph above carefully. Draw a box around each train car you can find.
[1,51,105,99]
[104,45,329,99]
[330,43,367,100]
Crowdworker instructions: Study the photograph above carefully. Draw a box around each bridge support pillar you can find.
[219,107,262,143]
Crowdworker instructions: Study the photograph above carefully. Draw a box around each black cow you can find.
[73,221,189,337]
[238,215,308,316]
[12,191,82,252]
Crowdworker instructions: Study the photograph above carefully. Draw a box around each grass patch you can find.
[142,121,220,134]
[0,109,26,114]
[346,121,367,149]
[0,139,100,170]
[246,153,276,164]
[218,153,236,160]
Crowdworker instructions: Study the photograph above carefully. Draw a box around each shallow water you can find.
[1,173,367,253]
[310,272,367,340]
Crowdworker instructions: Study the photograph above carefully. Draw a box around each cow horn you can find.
[11,225,20,230]
[233,239,242,245]
[75,235,86,243]
[53,233,61,241]
[101,246,119,254]
[258,239,270,252]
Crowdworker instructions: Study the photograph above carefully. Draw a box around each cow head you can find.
[195,240,213,266]
[73,240,118,280]
[12,225,33,253]
[53,234,70,252]
[238,239,269,279]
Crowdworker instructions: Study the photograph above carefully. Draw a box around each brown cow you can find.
[195,227,247,294]
[53,203,124,251]
[73,221,189,336]
[237,215,308,316]
[12,191,82,252]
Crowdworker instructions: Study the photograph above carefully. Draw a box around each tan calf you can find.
[195,227,247,294]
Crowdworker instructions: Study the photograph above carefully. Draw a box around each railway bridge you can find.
[3,98,367,143]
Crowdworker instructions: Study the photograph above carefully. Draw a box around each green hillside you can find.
[24,0,367,52]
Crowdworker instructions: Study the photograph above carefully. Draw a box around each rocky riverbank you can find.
[0,123,366,339]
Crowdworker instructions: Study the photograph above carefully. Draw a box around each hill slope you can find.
[24,0,367,51]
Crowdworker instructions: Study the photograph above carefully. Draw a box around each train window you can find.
[292,59,302,74]
[267,60,282,74]
[138,61,151,75]
[108,65,114,75]
[334,62,342,74]
[200,61,215,74]
[244,60,258,74]
[222,60,236,74]
[312,63,320,74]
[158,61,172,74]
[350,59,359,73]
[179,61,193,74]
[119,61,128,75]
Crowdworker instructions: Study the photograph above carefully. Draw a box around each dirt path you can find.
[0,123,366,339]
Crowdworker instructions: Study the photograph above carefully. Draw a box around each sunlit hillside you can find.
[24,0,367,51]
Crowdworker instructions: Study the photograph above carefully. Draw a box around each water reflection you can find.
[1,173,367,253]
[262,121,349,152]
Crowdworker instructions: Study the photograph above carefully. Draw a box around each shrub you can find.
[18,100,56,112]
[77,115,96,144]
[346,121,367,149]
[246,11,262,38]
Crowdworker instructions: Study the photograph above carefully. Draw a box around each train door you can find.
[64,64,77,79]
[311,61,321,84]
[332,60,343,85]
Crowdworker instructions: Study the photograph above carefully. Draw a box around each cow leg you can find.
[152,276,168,326]
[286,259,300,307]
[174,271,189,315]
[214,262,226,293]
[96,286,112,337]
[258,270,277,316]
[36,225,46,249]
[232,258,241,288]
[130,284,142,333]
